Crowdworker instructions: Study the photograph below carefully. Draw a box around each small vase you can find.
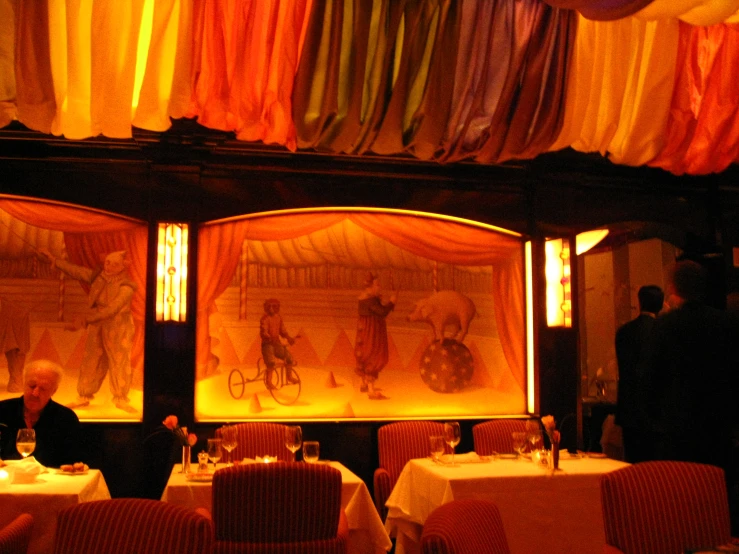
[181,445,191,473]
[551,440,560,471]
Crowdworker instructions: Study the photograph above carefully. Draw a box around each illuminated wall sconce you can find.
[156,222,189,322]
[545,238,572,327]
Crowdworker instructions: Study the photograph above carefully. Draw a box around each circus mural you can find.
[195,209,527,421]
[0,196,147,421]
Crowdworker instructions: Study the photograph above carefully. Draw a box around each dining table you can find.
[161,461,392,554]
[384,451,630,554]
[0,463,111,554]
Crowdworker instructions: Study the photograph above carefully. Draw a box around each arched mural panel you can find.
[0,196,148,421]
[195,209,527,421]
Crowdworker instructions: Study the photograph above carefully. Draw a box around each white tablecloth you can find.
[161,462,391,554]
[385,453,630,554]
[0,468,111,554]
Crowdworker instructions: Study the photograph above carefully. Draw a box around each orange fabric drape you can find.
[197,212,525,391]
[648,22,739,175]
[189,0,313,149]
[0,199,148,388]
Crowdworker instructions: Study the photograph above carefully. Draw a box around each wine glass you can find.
[526,420,542,454]
[207,438,222,470]
[429,435,445,464]
[511,431,527,459]
[16,429,36,459]
[220,425,238,466]
[285,425,302,461]
[443,422,461,467]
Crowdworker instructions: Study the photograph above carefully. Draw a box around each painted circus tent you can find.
[195,210,527,421]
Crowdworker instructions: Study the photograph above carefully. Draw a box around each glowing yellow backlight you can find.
[156,222,189,322]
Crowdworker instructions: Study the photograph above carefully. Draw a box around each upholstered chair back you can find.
[53,498,213,554]
[472,419,528,455]
[215,422,289,462]
[374,421,445,520]
[600,461,732,554]
[211,462,347,554]
[0,513,33,554]
[421,499,511,554]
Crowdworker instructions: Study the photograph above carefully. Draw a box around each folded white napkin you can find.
[9,457,47,483]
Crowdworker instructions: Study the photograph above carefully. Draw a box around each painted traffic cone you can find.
[325,371,338,388]
[248,394,262,413]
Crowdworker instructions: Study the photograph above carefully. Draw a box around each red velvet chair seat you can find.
[0,513,33,554]
[421,499,511,554]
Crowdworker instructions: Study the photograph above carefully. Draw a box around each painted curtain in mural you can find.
[195,210,526,421]
[0,197,148,421]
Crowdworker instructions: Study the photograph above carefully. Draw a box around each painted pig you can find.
[407,290,477,343]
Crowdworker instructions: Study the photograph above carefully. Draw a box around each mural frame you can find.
[194,208,530,422]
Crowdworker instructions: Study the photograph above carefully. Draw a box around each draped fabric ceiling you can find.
[1,0,738,176]
[197,211,524,387]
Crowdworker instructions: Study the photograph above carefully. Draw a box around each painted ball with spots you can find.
[419,339,474,393]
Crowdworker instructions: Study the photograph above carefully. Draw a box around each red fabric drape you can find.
[648,22,739,175]
[0,199,148,388]
[197,212,525,391]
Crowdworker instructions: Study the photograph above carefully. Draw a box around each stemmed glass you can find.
[207,438,222,470]
[525,420,542,454]
[285,425,302,461]
[16,429,36,459]
[220,425,238,467]
[511,431,527,459]
[443,422,461,467]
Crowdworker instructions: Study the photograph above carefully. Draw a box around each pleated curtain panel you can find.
[1,0,737,176]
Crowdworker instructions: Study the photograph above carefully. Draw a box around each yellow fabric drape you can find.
[549,14,679,166]
[635,0,739,25]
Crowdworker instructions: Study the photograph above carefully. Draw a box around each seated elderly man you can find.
[0,359,81,467]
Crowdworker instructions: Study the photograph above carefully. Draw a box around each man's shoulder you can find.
[46,399,81,423]
[0,396,22,411]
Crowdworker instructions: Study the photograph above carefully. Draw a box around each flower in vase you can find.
[160,415,197,446]
[541,415,559,445]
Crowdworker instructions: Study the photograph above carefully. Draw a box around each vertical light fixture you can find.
[156,222,189,322]
[545,238,572,327]
[525,241,536,414]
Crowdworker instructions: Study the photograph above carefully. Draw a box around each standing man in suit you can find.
[644,260,738,470]
[615,284,664,463]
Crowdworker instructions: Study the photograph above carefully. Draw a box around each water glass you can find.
[285,425,303,461]
[303,441,320,463]
[429,435,445,463]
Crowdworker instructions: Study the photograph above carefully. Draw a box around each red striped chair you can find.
[420,499,510,554]
[52,498,213,554]
[0,513,33,554]
[374,421,445,521]
[472,419,527,455]
[216,422,290,462]
[211,462,348,554]
[600,461,735,554]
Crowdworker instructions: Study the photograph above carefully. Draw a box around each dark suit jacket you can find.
[615,313,655,429]
[0,396,81,467]
[643,301,739,467]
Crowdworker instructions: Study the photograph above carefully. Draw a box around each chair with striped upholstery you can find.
[472,419,527,456]
[600,461,736,554]
[374,421,445,521]
[52,498,213,554]
[211,462,348,554]
[0,513,33,554]
[420,499,510,554]
[215,422,290,462]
